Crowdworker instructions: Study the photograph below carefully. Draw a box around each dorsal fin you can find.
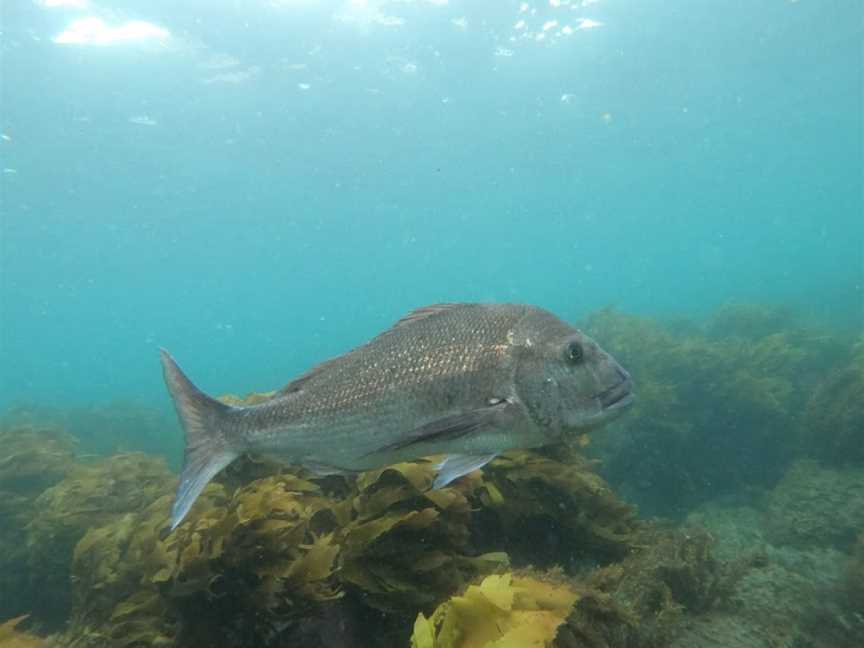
[388,303,467,329]
[278,303,469,396]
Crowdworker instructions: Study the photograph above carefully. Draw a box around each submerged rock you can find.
[0,425,79,624]
[412,526,743,648]
[0,615,46,648]
[803,340,864,466]
[581,306,849,517]
[52,445,645,647]
[763,460,864,550]
[25,453,173,629]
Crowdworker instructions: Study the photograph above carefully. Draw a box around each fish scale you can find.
[161,302,633,529]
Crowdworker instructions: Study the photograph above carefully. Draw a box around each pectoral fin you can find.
[374,398,517,454]
[432,453,498,489]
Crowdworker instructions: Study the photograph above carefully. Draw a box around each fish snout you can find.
[597,363,634,410]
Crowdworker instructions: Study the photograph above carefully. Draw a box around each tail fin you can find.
[160,349,242,530]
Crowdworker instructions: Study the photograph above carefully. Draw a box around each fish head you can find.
[513,310,634,436]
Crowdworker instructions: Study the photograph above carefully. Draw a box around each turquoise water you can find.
[2,2,864,646]
[2,0,861,409]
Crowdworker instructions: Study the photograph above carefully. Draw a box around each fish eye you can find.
[565,341,584,364]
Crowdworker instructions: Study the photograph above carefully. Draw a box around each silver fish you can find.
[161,303,634,529]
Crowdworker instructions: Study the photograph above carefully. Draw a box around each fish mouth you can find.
[596,379,634,411]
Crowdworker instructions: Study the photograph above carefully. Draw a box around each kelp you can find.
[24,302,848,645]
[63,461,506,647]
[0,616,45,648]
[412,527,740,648]
[411,571,578,648]
[581,306,850,516]
[763,460,864,550]
[336,460,508,613]
[845,533,864,613]
[0,425,79,623]
[557,529,721,647]
[25,453,173,629]
[471,447,639,568]
[0,404,179,463]
[803,336,864,466]
[63,443,643,644]
[0,425,77,496]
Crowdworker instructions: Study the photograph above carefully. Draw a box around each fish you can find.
[161,303,634,530]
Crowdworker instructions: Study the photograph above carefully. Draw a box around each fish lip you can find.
[596,379,634,410]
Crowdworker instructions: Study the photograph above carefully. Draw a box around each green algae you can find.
[411,527,739,648]
[0,616,45,648]
[6,303,859,646]
[763,460,864,550]
[471,447,639,568]
[845,533,864,614]
[26,453,173,629]
[803,337,864,466]
[0,425,80,624]
[50,442,644,647]
[581,305,853,515]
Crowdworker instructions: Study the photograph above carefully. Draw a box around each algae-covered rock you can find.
[64,483,231,648]
[471,447,639,568]
[803,340,864,466]
[412,527,736,648]
[556,526,742,648]
[705,303,796,341]
[844,533,864,614]
[337,461,507,615]
[0,425,77,497]
[0,615,46,648]
[26,453,173,628]
[0,426,79,624]
[59,445,638,645]
[0,404,180,463]
[411,571,578,648]
[763,460,864,549]
[582,307,845,516]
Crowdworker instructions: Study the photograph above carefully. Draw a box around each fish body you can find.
[161,303,633,529]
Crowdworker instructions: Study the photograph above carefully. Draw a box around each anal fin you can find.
[432,453,498,489]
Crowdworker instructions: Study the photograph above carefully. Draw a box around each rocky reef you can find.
[0,426,78,624]
[1,303,861,647]
[51,445,647,648]
[581,304,854,515]
[802,335,864,466]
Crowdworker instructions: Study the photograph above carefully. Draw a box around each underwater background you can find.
[1,1,862,647]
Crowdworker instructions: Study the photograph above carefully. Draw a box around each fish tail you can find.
[160,349,242,530]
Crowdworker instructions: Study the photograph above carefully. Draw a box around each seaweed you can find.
[0,616,45,648]
[763,460,864,550]
[581,306,848,516]
[470,447,640,569]
[556,526,744,648]
[336,461,507,615]
[845,533,864,614]
[0,425,77,496]
[0,405,179,463]
[25,453,173,629]
[411,526,739,648]
[0,425,79,624]
[411,571,578,648]
[62,461,506,647]
[803,337,864,466]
